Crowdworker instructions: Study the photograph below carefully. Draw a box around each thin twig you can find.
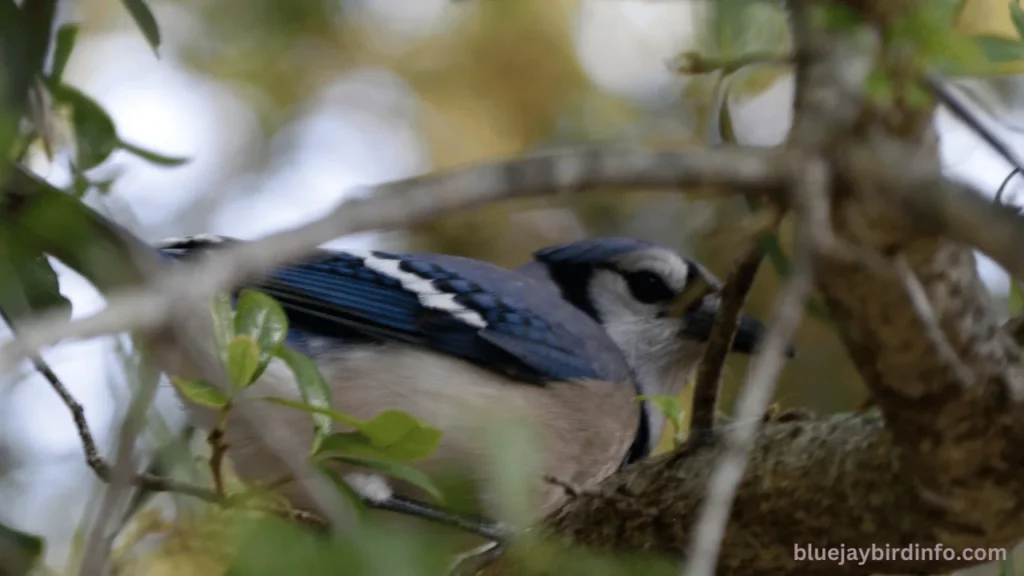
[672,51,792,75]
[208,404,231,496]
[0,148,791,372]
[79,352,160,576]
[690,247,767,436]
[683,166,819,576]
[922,72,1024,181]
[892,255,974,387]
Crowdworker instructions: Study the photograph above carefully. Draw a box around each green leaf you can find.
[1010,282,1024,315]
[118,139,189,166]
[274,346,334,450]
[315,421,443,463]
[257,396,364,429]
[0,522,44,576]
[637,395,683,424]
[973,35,1024,63]
[227,335,260,390]
[51,24,79,83]
[234,289,289,379]
[121,0,161,55]
[0,234,71,325]
[211,292,235,366]
[49,84,119,169]
[172,377,228,408]
[320,454,443,502]
[360,410,421,449]
[818,3,862,31]
[1012,1,1024,41]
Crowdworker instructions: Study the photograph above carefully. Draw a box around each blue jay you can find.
[156,235,775,519]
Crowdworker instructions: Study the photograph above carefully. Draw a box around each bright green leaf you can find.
[1011,1,1024,41]
[257,396,364,429]
[49,84,119,169]
[234,289,289,379]
[0,522,44,576]
[274,346,334,450]
[227,335,260,390]
[51,24,79,83]
[360,410,421,449]
[637,395,683,424]
[323,454,444,502]
[316,423,442,463]
[121,0,161,55]
[973,35,1024,63]
[118,139,189,166]
[172,377,228,408]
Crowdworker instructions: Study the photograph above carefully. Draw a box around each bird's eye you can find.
[623,270,674,304]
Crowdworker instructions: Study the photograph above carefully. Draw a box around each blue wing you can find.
[158,239,621,384]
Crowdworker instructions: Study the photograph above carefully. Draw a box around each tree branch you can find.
[0,147,790,372]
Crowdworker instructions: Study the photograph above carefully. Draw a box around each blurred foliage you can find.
[4,0,1024,574]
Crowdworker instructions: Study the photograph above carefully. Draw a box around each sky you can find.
[2,0,1023,567]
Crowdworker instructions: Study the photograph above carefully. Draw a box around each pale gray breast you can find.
[182,344,639,521]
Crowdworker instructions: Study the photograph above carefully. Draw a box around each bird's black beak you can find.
[679,303,797,358]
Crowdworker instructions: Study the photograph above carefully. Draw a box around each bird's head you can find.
[518,237,793,401]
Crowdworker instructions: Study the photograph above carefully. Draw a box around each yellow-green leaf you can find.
[234,289,288,379]
[227,335,260,390]
[172,377,228,408]
[315,423,443,463]
[257,396,363,429]
[360,410,421,449]
[1010,281,1024,315]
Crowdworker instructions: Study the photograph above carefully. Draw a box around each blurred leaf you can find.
[973,35,1024,62]
[51,23,78,83]
[315,417,443,462]
[274,346,334,450]
[637,395,684,446]
[49,83,118,169]
[360,410,421,449]
[227,335,260,391]
[210,292,235,365]
[118,139,189,166]
[999,551,1014,576]
[0,522,44,576]
[1010,281,1024,315]
[121,0,160,55]
[0,233,70,325]
[234,289,288,378]
[818,2,862,31]
[172,377,228,408]
[1012,1,1024,40]
[258,396,362,429]
[322,454,443,502]
[314,462,369,513]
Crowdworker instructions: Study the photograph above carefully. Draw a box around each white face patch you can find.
[348,250,488,329]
